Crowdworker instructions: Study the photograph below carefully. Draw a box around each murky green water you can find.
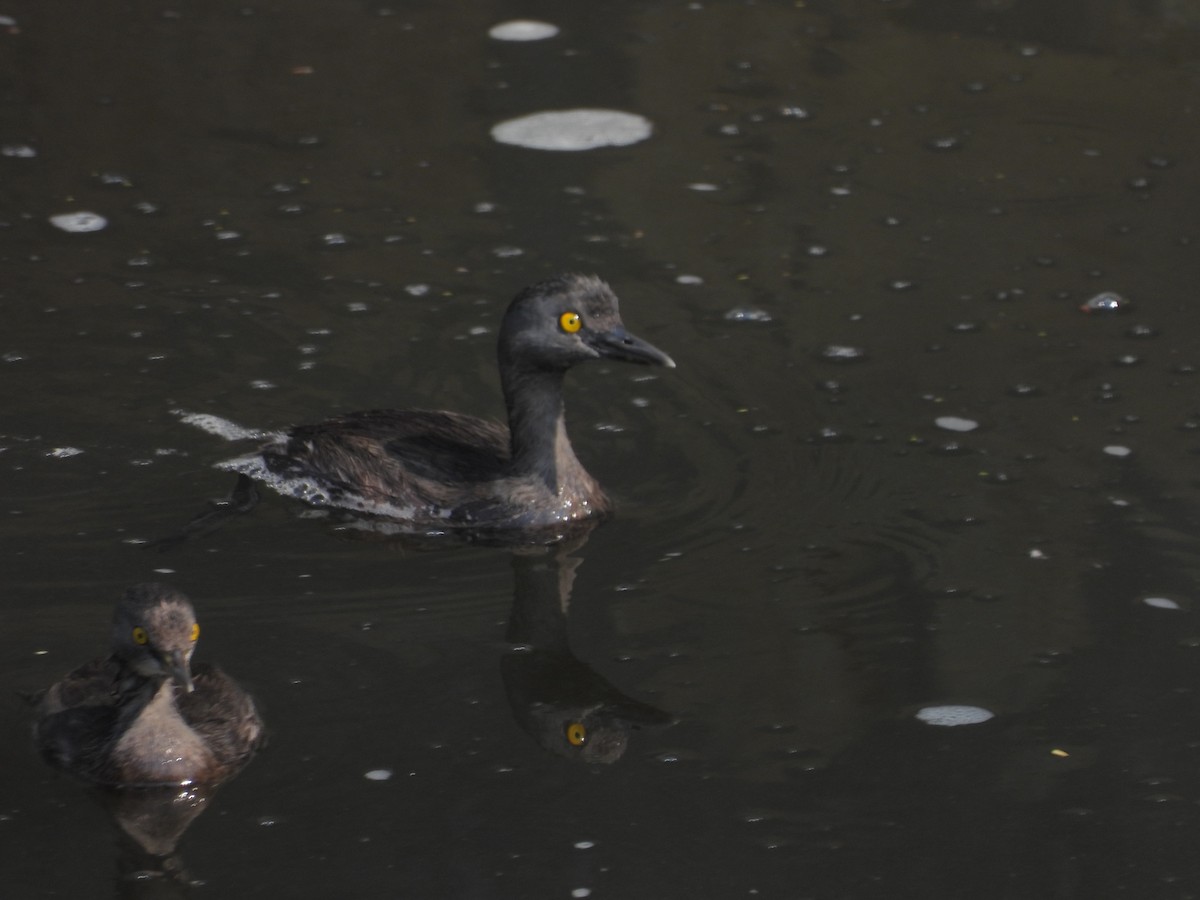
[4,1,1200,896]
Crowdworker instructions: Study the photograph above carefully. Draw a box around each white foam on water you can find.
[915,705,994,726]
[488,19,559,41]
[49,211,107,233]
[491,109,652,151]
[935,416,979,432]
[176,411,269,442]
[1142,596,1182,610]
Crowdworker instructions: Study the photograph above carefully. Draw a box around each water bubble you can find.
[1103,445,1132,458]
[491,109,652,151]
[1,143,36,158]
[915,705,994,726]
[49,211,108,233]
[47,447,84,459]
[675,274,703,285]
[364,769,394,781]
[488,19,559,41]
[1080,291,1128,314]
[1125,324,1158,338]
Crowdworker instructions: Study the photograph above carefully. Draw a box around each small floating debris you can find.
[1102,444,1132,458]
[1051,748,1070,758]
[491,109,652,151]
[935,416,979,432]
[49,211,108,233]
[915,705,994,726]
[1,143,36,158]
[47,447,84,458]
[1080,291,1129,314]
[488,19,559,41]
[364,769,394,781]
[724,306,771,323]
[1142,596,1182,611]
[818,344,866,362]
[675,274,703,285]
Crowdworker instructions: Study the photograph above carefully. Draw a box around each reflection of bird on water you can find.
[102,784,210,897]
[502,548,672,764]
[34,583,263,788]
[218,273,675,537]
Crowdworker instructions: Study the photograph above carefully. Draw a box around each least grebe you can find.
[232,273,674,531]
[35,583,263,788]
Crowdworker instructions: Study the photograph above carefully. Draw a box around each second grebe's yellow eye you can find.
[565,722,588,747]
[190,622,200,642]
[560,311,582,334]
[132,626,149,645]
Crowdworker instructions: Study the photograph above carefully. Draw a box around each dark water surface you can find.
[4,1,1200,897]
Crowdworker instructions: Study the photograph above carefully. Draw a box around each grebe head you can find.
[498,274,675,374]
[111,583,201,693]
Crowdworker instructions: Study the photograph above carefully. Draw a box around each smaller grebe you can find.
[229,273,675,532]
[34,584,263,787]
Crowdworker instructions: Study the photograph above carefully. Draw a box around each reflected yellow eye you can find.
[132,626,149,645]
[190,623,200,642]
[559,311,582,334]
[565,722,588,747]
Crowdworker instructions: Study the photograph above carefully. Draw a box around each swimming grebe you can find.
[34,584,263,787]
[230,273,675,531]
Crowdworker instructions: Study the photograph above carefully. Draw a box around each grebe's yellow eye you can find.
[565,722,588,747]
[559,311,582,334]
[132,626,149,645]
[190,622,200,642]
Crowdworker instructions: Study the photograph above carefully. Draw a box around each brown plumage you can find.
[34,584,263,788]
